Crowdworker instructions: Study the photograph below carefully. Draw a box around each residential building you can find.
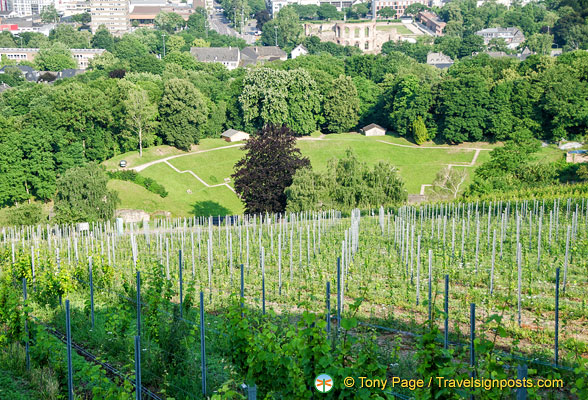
[222,129,250,142]
[0,23,18,32]
[0,47,105,69]
[426,52,453,68]
[190,47,241,70]
[55,0,91,17]
[11,0,53,17]
[269,0,320,18]
[129,5,162,25]
[90,0,130,36]
[241,46,287,64]
[475,27,525,49]
[129,3,193,27]
[373,0,430,18]
[1,17,55,35]
[269,0,362,17]
[418,11,445,36]
[550,48,563,57]
[0,64,38,81]
[361,123,386,136]
[291,44,308,59]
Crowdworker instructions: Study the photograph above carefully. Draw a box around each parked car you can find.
[119,160,127,168]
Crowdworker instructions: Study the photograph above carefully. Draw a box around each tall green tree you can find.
[261,7,302,47]
[412,116,428,145]
[41,5,59,23]
[48,24,91,48]
[0,116,27,206]
[159,78,208,150]
[91,26,115,51]
[233,124,310,214]
[377,7,396,19]
[435,71,490,143]
[287,149,407,211]
[524,33,554,55]
[71,12,91,25]
[155,12,185,33]
[386,75,434,140]
[22,127,56,201]
[54,163,118,223]
[317,3,341,20]
[0,31,17,48]
[34,43,76,71]
[125,87,158,157]
[323,75,360,133]
[240,68,320,135]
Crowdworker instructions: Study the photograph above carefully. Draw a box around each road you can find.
[208,0,258,44]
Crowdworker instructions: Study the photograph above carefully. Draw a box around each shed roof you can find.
[362,123,385,131]
[222,128,247,137]
[190,47,240,63]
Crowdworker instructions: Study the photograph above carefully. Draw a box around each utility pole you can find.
[162,33,166,58]
[274,25,278,46]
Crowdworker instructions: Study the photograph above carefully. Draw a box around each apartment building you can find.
[0,47,105,69]
[90,0,129,36]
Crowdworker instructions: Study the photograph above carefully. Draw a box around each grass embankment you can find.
[105,134,563,217]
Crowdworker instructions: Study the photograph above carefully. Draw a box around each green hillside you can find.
[104,134,562,217]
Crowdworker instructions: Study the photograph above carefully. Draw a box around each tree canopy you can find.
[54,163,119,223]
[286,149,407,212]
[233,125,310,214]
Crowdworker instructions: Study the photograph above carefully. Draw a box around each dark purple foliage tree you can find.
[232,125,310,214]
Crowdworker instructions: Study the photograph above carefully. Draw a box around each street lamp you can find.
[274,26,278,47]
[162,33,166,58]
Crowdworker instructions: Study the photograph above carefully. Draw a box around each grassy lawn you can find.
[169,145,245,186]
[110,162,244,217]
[109,134,566,217]
[376,24,414,35]
[102,145,186,170]
[101,139,236,170]
[298,133,477,194]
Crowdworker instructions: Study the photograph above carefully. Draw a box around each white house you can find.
[291,44,308,59]
[360,123,386,136]
[222,129,250,142]
[190,47,241,70]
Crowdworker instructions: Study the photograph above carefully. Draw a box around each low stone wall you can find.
[115,209,150,223]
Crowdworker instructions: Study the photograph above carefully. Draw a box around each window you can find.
[354,28,360,38]
[365,41,369,50]
[365,27,369,36]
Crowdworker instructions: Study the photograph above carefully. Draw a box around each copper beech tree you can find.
[232,125,310,214]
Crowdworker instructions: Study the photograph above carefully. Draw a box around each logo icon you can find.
[315,374,333,393]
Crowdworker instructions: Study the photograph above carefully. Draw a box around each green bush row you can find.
[108,170,168,198]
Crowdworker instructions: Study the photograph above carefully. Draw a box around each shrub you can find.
[412,116,428,145]
[107,170,168,198]
[8,203,44,226]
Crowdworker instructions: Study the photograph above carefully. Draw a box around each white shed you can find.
[360,123,386,136]
[222,129,250,142]
[291,44,308,59]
